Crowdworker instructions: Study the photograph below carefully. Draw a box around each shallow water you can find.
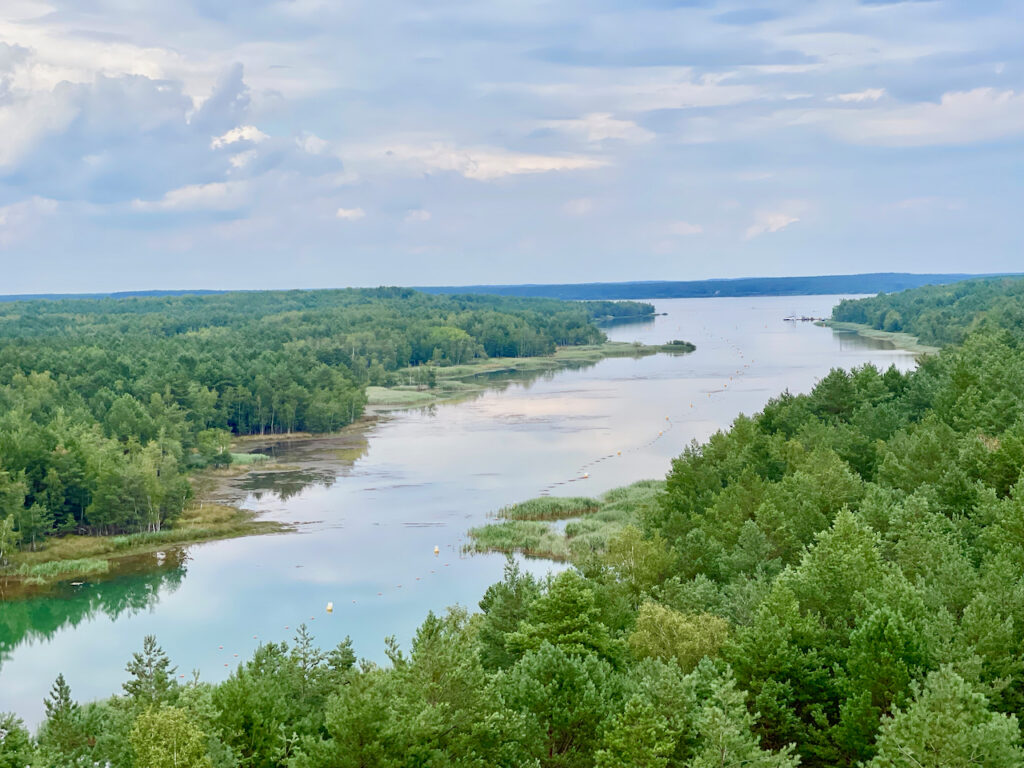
[0,296,917,724]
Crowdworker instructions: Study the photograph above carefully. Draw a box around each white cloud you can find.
[211,125,268,148]
[831,88,885,103]
[0,196,58,247]
[358,142,608,181]
[793,88,1024,147]
[404,209,431,223]
[335,207,366,221]
[133,181,249,212]
[746,211,799,239]
[669,221,703,236]
[542,113,654,144]
[563,198,593,216]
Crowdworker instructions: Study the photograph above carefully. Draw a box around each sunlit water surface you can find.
[0,296,918,724]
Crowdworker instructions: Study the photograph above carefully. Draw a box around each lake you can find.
[0,296,918,724]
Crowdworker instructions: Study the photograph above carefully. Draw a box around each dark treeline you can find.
[832,276,1024,346]
[0,289,650,547]
[7,280,1024,766]
[418,272,1006,300]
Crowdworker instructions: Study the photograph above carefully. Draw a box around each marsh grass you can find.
[7,503,287,586]
[16,557,110,585]
[467,479,665,561]
[497,497,600,521]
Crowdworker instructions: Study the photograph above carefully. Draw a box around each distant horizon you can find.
[2,271,1019,303]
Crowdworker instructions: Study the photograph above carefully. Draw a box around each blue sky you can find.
[0,0,1021,292]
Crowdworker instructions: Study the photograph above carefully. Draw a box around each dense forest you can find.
[832,276,1024,346]
[0,289,650,548]
[419,272,1001,301]
[5,281,1024,766]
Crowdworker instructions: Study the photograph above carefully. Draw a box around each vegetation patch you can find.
[15,557,110,585]
[467,480,664,561]
[497,496,600,521]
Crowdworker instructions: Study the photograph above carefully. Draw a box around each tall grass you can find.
[16,557,110,585]
[497,497,600,521]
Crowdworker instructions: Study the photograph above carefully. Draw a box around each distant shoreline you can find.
[820,320,941,356]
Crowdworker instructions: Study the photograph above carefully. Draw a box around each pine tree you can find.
[595,696,675,768]
[869,667,1024,768]
[124,635,178,706]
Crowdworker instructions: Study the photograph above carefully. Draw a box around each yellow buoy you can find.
[617,451,621,455]
[433,546,440,555]
[665,416,670,421]
[326,602,334,613]
[659,431,663,436]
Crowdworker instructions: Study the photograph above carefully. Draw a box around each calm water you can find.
[0,296,917,724]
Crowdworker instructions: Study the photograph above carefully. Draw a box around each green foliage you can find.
[869,667,1024,768]
[124,635,178,707]
[832,276,1024,346]
[0,288,617,548]
[594,696,674,768]
[628,602,729,672]
[131,706,213,768]
[507,570,623,665]
[0,713,34,768]
[26,277,1024,768]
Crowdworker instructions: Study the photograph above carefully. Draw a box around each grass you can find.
[466,479,665,561]
[4,503,288,589]
[820,321,940,356]
[497,496,600,521]
[15,557,110,585]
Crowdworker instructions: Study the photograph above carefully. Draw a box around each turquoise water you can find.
[0,296,918,725]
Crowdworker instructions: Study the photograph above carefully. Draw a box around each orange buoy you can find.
[433,546,440,555]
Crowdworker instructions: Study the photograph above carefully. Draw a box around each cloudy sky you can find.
[0,0,1021,293]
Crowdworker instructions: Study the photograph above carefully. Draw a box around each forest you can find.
[832,276,1024,346]
[4,281,1024,766]
[0,289,651,548]
[419,272,995,301]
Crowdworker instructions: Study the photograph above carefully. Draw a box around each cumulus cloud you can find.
[211,125,268,149]
[335,207,366,221]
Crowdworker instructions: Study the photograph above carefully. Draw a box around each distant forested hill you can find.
[418,273,1011,300]
[0,288,646,541]
[832,276,1024,346]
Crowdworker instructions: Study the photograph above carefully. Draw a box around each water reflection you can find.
[0,549,188,668]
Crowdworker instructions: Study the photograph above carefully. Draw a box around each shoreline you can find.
[818,320,941,356]
[1,340,689,595]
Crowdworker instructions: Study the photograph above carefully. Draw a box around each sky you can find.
[0,0,1021,293]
